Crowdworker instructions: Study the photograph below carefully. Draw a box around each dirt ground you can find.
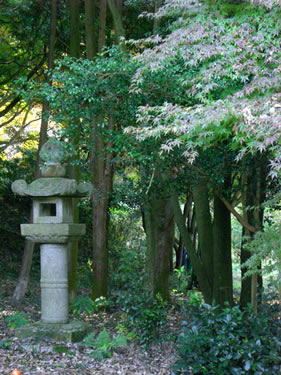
[0,279,181,375]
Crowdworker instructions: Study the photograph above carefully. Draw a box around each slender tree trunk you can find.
[85,0,114,300]
[240,165,256,309]
[68,0,81,303]
[171,193,213,303]
[107,0,126,50]
[85,0,97,58]
[70,0,81,57]
[175,193,192,269]
[98,0,107,52]
[12,0,58,305]
[213,195,233,306]
[192,179,214,294]
[90,118,113,299]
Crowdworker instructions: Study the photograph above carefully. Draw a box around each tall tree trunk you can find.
[68,0,81,303]
[107,0,126,50]
[192,178,214,294]
[144,190,174,301]
[98,0,107,52]
[240,164,256,309]
[90,118,113,299]
[175,193,192,269]
[240,158,266,310]
[85,0,113,300]
[171,194,213,303]
[70,0,81,57]
[12,0,58,305]
[85,0,97,58]
[213,195,233,306]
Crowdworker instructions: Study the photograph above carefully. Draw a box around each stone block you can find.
[15,321,91,343]
[21,223,86,243]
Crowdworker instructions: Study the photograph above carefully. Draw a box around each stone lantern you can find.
[12,138,91,341]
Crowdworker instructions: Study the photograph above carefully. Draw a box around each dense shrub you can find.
[173,303,281,375]
[116,289,168,346]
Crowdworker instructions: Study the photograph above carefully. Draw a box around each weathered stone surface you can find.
[39,138,66,164]
[41,163,66,177]
[21,223,86,243]
[33,197,73,224]
[40,244,68,323]
[26,178,78,197]
[12,178,93,197]
[15,321,91,343]
[11,179,28,195]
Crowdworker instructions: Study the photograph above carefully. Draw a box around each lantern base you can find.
[15,320,90,343]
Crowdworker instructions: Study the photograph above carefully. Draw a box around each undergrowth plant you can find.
[83,328,128,360]
[71,295,109,316]
[173,302,281,375]
[4,312,29,329]
[116,289,168,346]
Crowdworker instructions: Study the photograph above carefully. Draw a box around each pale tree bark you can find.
[12,0,58,306]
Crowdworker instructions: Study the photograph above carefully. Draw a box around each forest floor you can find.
[0,278,183,375]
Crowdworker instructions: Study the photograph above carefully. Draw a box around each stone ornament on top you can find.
[40,137,67,178]
[11,138,93,198]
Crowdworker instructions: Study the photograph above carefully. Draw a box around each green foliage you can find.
[83,328,127,360]
[0,150,36,263]
[173,303,281,374]
[0,340,10,349]
[173,266,189,294]
[71,295,109,316]
[116,290,168,346]
[4,312,29,329]
[53,345,74,355]
[108,206,145,290]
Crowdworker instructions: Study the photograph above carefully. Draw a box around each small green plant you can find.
[71,295,109,315]
[83,328,127,360]
[173,303,281,374]
[53,344,74,355]
[116,290,168,346]
[0,340,10,349]
[4,312,29,329]
[71,296,96,315]
[173,266,189,294]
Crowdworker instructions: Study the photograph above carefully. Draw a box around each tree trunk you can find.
[85,0,97,59]
[91,118,113,300]
[213,195,233,306]
[70,0,81,57]
[98,0,107,52]
[12,0,58,306]
[144,192,174,301]
[107,0,126,50]
[171,194,213,304]
[192,179,214,294]
[68,0,81,304]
